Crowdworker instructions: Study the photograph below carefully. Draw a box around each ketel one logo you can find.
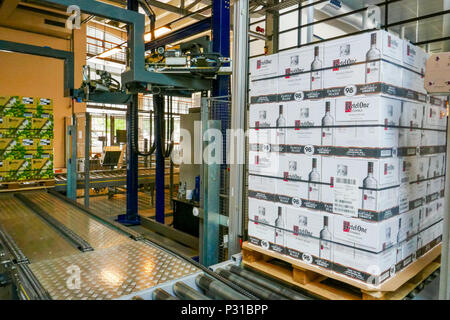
[285,68,291,79]
[333,59,340,71]
[345,101,352,112]
[343,221,350,232]
[343,221,367,233]
[387,35,399,49]
[257,59,271,70]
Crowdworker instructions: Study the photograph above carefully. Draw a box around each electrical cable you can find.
[130,96,156,157]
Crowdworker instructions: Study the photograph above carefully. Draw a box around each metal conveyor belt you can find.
[0,190,201,300]
[0,194,79,263]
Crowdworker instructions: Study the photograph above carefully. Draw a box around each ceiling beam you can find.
[145,0,207,20]
[0,0,21,19]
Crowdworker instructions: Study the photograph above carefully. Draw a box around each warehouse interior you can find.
[0,0,449,301]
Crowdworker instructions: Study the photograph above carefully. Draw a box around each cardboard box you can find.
[333,95,401,149]
[333,242,396,285]
[284,207,333,269]
[395,235,417,272]
[4,117,32,138]
[249,55,279,98]
[32,118,54,139]
[249,103,281,129]
[248,150,281,177]
[333,214,400,252]
[286,99,330,146]
[5,159,33,181]
[322,157,399,216]
[277,45,321,94]
[0,159,6,182]
[35,98,54,119]
[32,158,54,180]
[248,200,285,254]
[0,96,36,117]
[248,174,277,195]
[399,101,423,148]
[323,30,403,88]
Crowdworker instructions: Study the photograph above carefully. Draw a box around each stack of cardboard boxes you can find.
[0,96,54,182]
[248,30,446,285]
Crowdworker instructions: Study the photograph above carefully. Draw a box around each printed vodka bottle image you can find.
[420,105,427,145]
[321,101,334,146]
[276,105,286,146]
[308,158,321,201]
[274,207,284,246]
[310,46,322,90]
[365,33,381,84]
[383,227,393,250]
[362,161,378,211]
[319,216,332,260]
[396,218,403,263]
[398,102,407,145]
[426,157,433,195]
[258,206,268,224]
[417,232,423,251]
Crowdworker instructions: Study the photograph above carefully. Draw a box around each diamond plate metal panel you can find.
[29,241,199,300]
[0,194,79,263]
[25,191,130,250]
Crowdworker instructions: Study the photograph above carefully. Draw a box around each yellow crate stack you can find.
[0,96,54,182]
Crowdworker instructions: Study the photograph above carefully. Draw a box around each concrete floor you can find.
[78,190,174,225]
[77,189,199,259]
[413,272,441,300]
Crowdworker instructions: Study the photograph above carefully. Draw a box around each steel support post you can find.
[265,0,279,54]
[84,113,91,208]
[201,116,221,266]
[154,94,166,224]
[66,120,77,200]
[228,0,249,256]
[440,96,450,300]
[306,0,314,43]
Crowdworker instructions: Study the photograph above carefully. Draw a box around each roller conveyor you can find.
[54,168,179,191]
[0,190,313,300]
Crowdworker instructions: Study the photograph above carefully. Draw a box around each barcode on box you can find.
[335,177,357,185]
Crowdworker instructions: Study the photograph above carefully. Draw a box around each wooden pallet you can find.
[241,241,441,300]
[0,179,55,192]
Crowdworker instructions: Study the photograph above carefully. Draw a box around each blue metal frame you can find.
[154,95,165,224]
[117,0,141,226]
[145,18,212,51]
[66,122,77,200]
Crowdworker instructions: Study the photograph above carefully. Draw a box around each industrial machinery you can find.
[0,189,313,300]
[0,0,232,297]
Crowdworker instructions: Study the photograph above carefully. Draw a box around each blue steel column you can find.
[118,0,140,225]
[66,117,77,200]
[212,0,230,99]
[118,95,140,225]
[154,95,165,224]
